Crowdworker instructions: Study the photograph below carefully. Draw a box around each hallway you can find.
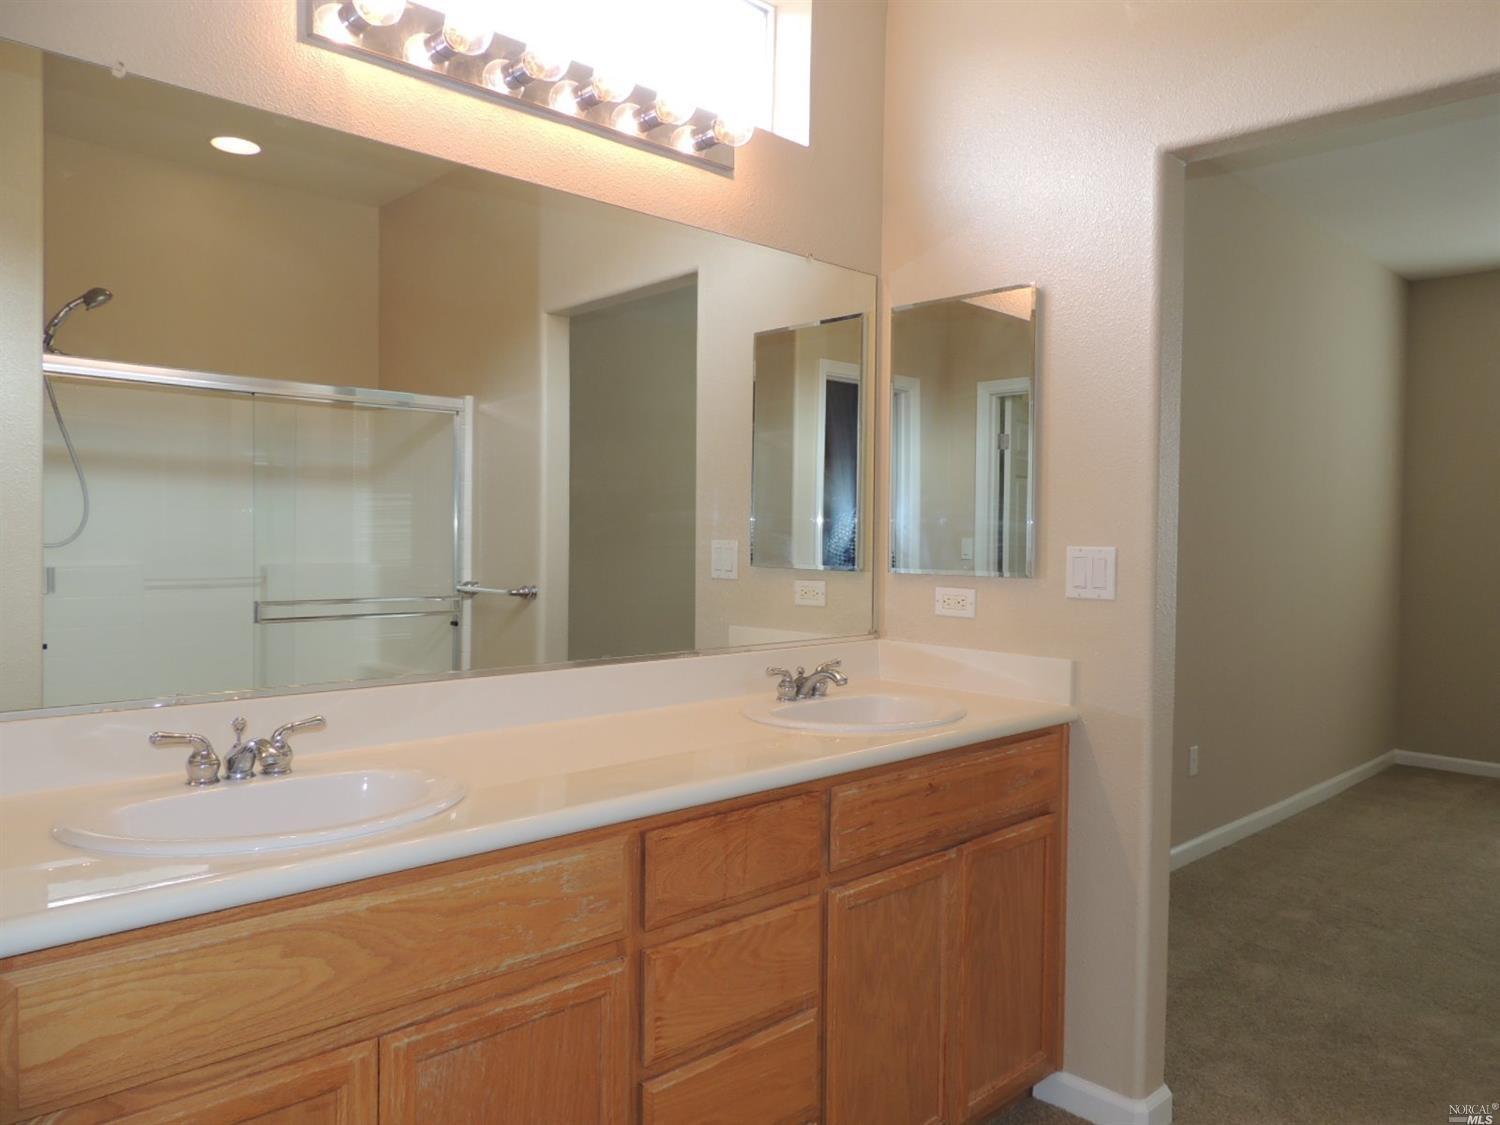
[992,764,1500,1124]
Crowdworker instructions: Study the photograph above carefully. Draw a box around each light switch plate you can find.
[935,586,976,618]
[794,580,826,607]
[960,537,974,561]
[1066,547,1117,600]
[710,539,738,580]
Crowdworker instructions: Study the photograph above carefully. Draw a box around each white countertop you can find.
[0,680,1076,959]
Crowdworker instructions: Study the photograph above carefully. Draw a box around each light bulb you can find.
[517,47,570,82]
[350,0,405,26]
[609,103,643,134]
[711,115,755,148]
[440,16,493,56]
[489,47,571,91]
[633,93,695,132]
[312,2,356,43]
[481,58,516,92]
[546,80,581,115]
[403,31,439,66]
[669,125,701,154]
[313,0,404,41]
[579,67,634,106]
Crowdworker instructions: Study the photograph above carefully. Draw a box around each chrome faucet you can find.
[225,715,326,779]
[767,660,849,702]
[150,731,220,786]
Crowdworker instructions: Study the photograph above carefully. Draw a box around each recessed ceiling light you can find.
[210,136,261,156]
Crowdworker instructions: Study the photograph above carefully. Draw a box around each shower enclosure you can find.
[40,355,470,709]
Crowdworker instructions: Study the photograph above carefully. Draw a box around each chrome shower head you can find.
[43,287,113,353]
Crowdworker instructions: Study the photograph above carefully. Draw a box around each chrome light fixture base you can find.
[300,0,740,176]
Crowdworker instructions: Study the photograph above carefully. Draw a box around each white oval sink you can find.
[744,692,966,734]
[53,769,466,857]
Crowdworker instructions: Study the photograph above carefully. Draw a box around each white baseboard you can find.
[1393,749,1500,779]
[1170,751,1395,871]
[1034,1072,1173,1125]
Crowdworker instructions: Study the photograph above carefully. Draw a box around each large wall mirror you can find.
[889,285,1037,578]
[0,45,876,717]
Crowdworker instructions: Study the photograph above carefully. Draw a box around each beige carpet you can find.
[988,764,1500,1125]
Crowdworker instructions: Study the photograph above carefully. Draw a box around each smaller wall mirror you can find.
[890,285,1037,578]
[750,314,866,571]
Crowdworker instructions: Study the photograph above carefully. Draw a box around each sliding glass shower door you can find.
[251,395,460,691]
[38,356,466,709]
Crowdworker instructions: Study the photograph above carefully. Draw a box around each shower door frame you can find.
[41,354,472,677]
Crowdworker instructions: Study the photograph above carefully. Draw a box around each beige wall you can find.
[1172,170,1405,846]
[1398,269,1500,763]
[378,171,542,670]
[43,133,379,384]
[0,0,886,275]
[536,195,877,654]
[568,284,697,662]
[881,0,1500,1101]
[0,42,43,711]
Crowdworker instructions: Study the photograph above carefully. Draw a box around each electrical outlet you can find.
[794,579,826,607]
[935,586,976,618]
[1188,745,1200,777]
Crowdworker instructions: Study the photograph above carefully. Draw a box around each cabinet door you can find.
[101,1042,377,1124]
[826,851,957,1125]
[955,815,1062,1119]
[379,961,628,1125]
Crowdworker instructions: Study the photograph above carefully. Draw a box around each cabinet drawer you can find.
[0,836,628,1118]
[642,792,823,928]
[642,897,821,1067]
[829,731,1061,870]
[641,1009,820,1125]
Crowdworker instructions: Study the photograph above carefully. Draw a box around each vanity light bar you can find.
[300,0,753,175]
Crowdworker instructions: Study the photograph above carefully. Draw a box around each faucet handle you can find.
[262,715,325,776]
[766,667,799,701]
[150,731,220,787]
[813,659,842,673]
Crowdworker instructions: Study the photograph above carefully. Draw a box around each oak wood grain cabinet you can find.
[0,723,1068,1125]
[826,852,957,1125]
[380,961,629,1124]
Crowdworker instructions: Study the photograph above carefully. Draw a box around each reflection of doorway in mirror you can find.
[816,360,862,570]
[891,374,923,571]
[974,378,1032,577]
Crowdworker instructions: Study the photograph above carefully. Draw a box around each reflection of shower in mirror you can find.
[41,286,113,549]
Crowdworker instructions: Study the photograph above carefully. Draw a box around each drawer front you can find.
[642,792,824,928]
[641,1009,820,1125]
[829,731,1061,870]
[0,836,628,1118]
[642,897,821,1067]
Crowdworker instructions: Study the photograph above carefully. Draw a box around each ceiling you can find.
[1195,93,1500,280]
[43,54,454,208]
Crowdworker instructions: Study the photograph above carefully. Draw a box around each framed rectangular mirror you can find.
[889,285,1037,578]
[750,313,867,572]
[0,44,877,718]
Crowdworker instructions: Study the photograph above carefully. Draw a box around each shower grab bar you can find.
[254,594,460,624]
[457,581,539,600]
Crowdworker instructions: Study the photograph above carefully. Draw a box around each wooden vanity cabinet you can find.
[0,724,1067,1125]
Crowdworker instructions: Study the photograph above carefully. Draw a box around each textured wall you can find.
[1173,170,1405,846]
[881,0,1500,1101]
[1398,269,1500,764]
[0,0,886,273]
[0,42,43,711]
